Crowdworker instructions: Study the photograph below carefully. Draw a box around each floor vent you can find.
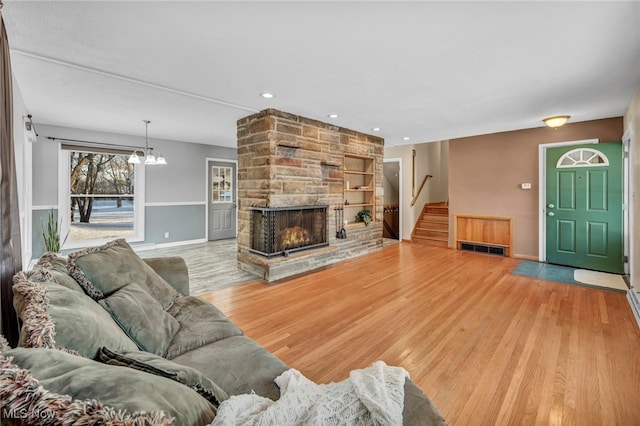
[460,242,506,257]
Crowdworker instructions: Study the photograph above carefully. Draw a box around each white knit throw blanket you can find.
[212,361,409,426]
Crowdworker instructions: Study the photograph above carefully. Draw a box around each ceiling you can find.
[4,1,640,148]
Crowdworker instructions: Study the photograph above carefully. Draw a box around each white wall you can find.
[623,88,640,293]
[12,76,32,267]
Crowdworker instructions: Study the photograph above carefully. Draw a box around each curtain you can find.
[0,10,22,347]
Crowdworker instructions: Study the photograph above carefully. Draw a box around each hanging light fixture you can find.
[128,120,167,165]
[543,115,571,128]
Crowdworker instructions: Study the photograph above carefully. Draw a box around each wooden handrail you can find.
[410,175,432,207]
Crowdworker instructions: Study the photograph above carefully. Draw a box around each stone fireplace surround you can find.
[237,109,384,281]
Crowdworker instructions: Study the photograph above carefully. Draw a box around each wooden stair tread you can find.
[412,202,450,247]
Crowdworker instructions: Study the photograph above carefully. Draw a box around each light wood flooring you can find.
[200,243,640,425]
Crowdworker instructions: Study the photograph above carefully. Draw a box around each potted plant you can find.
[355,209,372,226]
[41,208,60,252]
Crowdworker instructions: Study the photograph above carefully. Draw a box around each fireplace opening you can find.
[250,206,328,257]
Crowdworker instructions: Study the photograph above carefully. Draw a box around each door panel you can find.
[587,170,607,211]
[545,143,623,273]
[208,161,236,240]
[586,222,607,256]
[557,171,576,210]
[557,220,576,253]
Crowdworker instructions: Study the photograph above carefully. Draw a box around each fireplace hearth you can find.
[250,206,328,257]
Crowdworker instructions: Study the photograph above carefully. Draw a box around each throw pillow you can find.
[99,283,180,356]
[67,238,180,308]
[12,272,139,358]
[0,345,216,425]
[35,252,84,293]
[97,346,229,407]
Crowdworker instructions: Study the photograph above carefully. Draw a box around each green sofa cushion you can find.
[1,346,216,425]
[12,273,138,358]
[171,335,289,401]
[99,283,180,356]
[97,346,229,407]
[165,295,243,359]
[67,238,180,308]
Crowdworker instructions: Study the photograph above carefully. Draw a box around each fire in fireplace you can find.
[250,206,328,257]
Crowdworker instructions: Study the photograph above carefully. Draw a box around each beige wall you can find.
[449,117,623,258]
[623,88,640,291]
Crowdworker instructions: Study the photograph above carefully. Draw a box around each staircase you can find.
[411,202,449,247]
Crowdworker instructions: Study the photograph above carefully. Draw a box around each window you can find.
[59,146,145,249]
[211,166,233,203]
[556,148,609,168]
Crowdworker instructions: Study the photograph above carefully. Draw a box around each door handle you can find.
[547,203,554,208]
[547,212,554,216]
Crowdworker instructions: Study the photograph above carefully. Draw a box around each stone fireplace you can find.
[237,109,384,281]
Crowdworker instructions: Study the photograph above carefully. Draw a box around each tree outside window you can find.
[68,150,136,242]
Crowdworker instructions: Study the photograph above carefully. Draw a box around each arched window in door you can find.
[556,147,609,168]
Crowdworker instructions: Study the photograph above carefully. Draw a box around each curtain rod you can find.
[47,136,148,151]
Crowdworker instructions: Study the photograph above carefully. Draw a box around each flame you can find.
[277,226,311,251]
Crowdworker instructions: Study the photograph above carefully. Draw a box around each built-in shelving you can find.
[344,154,375,225]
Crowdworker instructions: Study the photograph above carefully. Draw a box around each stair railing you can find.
[383,218,399,240]
[410,175,433,207]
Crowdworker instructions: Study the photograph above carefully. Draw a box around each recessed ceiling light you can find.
[403,137,411,141]
[260,92,275,99]
[372,127,381,131]
[328,113,339,118]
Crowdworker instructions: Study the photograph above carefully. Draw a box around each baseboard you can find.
[627,290,640,329]
[133,238,208,252]
[513,254,538,261]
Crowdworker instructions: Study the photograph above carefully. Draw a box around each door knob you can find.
[547,203,554,208]
[547,212,554,216]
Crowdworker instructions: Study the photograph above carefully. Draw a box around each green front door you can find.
[545,143,623,273]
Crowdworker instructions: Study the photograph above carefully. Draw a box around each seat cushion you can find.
[99,283,180,356]
[165,295,243,359]
[12,272,138,358]
[171,335,288,401]
[1,345,216,425]
[67,238,180,308]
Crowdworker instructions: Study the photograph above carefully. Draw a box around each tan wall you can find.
[623,88,640,290]
[449,117,623,258]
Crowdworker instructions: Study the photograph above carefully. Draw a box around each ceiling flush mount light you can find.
[543,115,571,128]
[403,136,411,141]
[328,113,339,119]
[372,127,381,132]
[128,120,167,166]
[260,92,275,99]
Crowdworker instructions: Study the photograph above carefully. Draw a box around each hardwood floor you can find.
[199,243,640,425]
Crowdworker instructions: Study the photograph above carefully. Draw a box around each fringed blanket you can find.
[212,361,408,426]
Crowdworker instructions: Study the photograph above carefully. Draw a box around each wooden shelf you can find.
[344,153,375,223]
[345,171,374,175]
[344,203,374,208]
